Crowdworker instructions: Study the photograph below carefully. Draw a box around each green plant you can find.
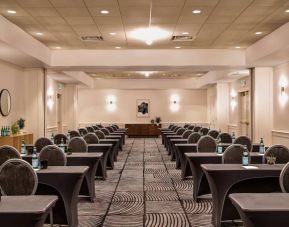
[155,116,161,124]
[151,119,155,124]
[17,118,25,130]
[11,122,20,135]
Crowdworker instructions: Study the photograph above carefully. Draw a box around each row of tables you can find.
[161,126,288,227]
[0,127,126,227]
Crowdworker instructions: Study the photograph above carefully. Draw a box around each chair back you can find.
[97,124,104,128]
[0,145,21,166]
[187,132,202,144]
[183,124,189,129]
[35,137,53,153]
[218,133,232,143]
[114,125,120,129]
[39,145,67,166]
[86,126,95,133]
[222,144,244,164]
[263,145,289,164]
[182,130,192,139]
[208,130,219,139]
[78,128,88,136]
[101,128,110,136]
[280,162,289,193]
[193,126,201,132]
[54,133,68,145]
[170,125,177,131]
[68,137,88,153]
[106,127,114,133]
[111,126,118,131]
[197,135,216,153]
[0,159,37,195]
[92,126,100,131]
[83,133,99,144]
[69,130,80,138]
[95,130,106,139]
[199,127,209,135]
[187,125,194,130]
[173,126,181,132]
[176,128,186,135]
[168,125,174,129]
[234,136,252,152]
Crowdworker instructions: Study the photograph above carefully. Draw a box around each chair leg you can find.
[50,210,54,227]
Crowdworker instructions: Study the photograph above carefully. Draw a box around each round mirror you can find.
[0,89,11,117]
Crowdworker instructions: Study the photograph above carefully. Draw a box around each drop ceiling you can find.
[0,0,288,49]
[88,71,207,79]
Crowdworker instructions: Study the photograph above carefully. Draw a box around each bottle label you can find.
[242,156,249,166]
[21,146,26,155]
[259,145,264,154]
[32,159,39,169]
[217,146,223,154]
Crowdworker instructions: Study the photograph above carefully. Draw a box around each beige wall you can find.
[78,89,207,126]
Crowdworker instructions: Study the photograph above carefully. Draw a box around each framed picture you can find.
[136,99,150,118]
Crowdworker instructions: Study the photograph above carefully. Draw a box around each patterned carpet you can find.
[56,138,241,226]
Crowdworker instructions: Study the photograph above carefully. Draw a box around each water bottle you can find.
[32,147,39,169]
[217,138,223,154]
[21,139,26,156]
[232,132,235,143]
[259,137,265,154]
[51,133,54,144]
[59,138,65,152]
[242,145,249,166]
[67,131,70,141]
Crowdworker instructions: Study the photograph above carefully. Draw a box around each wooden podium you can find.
[125,124,161,137]
[0,133,33,152]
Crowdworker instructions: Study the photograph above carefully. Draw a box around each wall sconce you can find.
[279,76,288,107]
[47,87,54,110]
[170,94,180,112]
[230,90,237,111]
[106,95,116,112]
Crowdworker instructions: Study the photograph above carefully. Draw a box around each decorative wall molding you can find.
[46,126,58,132]
[272,130,289,139]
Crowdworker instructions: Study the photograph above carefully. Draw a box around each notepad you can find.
[242,166,259,169]
[216,153,223,156]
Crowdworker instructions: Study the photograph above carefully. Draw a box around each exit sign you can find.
[240,79,246,87]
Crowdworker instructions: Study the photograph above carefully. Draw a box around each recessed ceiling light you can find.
[130,27,170,46]
[235,46,241,49]
[7,10,16,14]
[196,73,203,76]
[100,10,109,14]
[36,32,43,36]
[115,46,121,49]
[192,9,201,14]
[255,31,263,35]
[285,9,289,13]
[55,46,61,49]
[182,32,189,35]
[109,32,116,35]
[175,46,181,49]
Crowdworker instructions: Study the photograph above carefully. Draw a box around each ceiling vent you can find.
[80,36,104,41]
[171,35,196,42]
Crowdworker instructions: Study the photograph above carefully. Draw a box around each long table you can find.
[201,164,283,227]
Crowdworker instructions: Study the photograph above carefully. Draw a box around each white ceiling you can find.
[0,0,288,49]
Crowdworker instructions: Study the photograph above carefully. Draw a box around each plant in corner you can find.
[155,116,161,125]
[17,118,25,130]
[151,119,155,124]
[11,122,20,135]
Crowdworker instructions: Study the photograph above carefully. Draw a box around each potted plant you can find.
[11,122,20,135]
[155,116,161,126]
[17,118,25,134]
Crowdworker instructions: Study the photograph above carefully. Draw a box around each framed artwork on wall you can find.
[136,99,150,118]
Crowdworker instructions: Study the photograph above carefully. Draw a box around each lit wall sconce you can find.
[170,94,180,112]
[279,76,288,107]
[106,95,116,112]
[47,87,54,110]
[230,90,237,111]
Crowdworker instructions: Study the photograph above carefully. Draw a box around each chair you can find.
[0,159,38,195]
[69,130,80,138]
[222,144,244,164]
[183,124,190,129]
[86,126,95,133]
[92,126,100,131]
[280,162,289,193]
[83,133,99,144]
[0,145,21,166]
[263,145,289,164]
[208,130,219,139]
[187,125,195,130]
[95,130,106,139]
[111,125,118,131]
[197,135,216,153]
[68,137,88,153]
[106,127,114,133]
[182,130,192,139]
[193,126,201,132]
[218,133,232,143]
[199,127,209,135]
[187,132,202,144]
[78,128,88,136]
[35,137,53,153]
[39,145,67,166]
[176,128,186,135]
[234,136,252,152]
[173,126,181,132]
[97,124,104,128]
[100,128,110,136]
[54,134,68,145]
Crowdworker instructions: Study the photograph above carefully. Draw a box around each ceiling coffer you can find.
[80,36,104,41]
[171,35,196,42]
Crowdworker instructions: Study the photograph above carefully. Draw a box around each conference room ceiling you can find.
[0,0,288,50]
[88,71,208,79]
